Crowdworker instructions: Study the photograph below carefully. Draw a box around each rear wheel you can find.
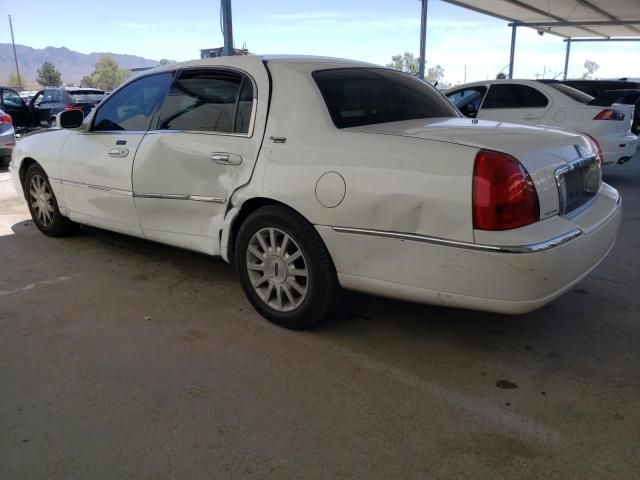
[24,164,77,237]
[235,205,339,329]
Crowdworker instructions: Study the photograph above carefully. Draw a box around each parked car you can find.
[445,79,637,165]
[0,109,16,166]
[1,86,31,130]
[546,79,640,98]
[9,56,621,329]
[29,87,105,127]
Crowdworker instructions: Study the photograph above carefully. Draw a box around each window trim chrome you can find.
[330,226,584,254]
[154,65,258,138]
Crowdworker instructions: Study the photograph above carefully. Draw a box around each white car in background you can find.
[445,80,637,165]
[9,56,622,329]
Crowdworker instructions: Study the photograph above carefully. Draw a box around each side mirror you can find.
[57,109,84,129]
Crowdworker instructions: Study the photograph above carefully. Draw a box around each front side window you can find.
[483,84,549,109]
[313,68,458,129]
[93,73,172,132]
[2,89,25,108]
[158,69,254,134]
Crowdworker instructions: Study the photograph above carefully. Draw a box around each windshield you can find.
[313,68,458,129]
[69,90,105,103]
[547,83,593,104]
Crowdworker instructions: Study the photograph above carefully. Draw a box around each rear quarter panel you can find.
[234,61,478,243]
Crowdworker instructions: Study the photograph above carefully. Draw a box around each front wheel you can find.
[24,164,77,237]
[235,205,339,329]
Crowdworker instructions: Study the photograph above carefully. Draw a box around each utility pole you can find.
[221,0,234,56]
[418,0,429,80]
[8,15,22,89]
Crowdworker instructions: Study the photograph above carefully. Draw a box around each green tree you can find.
[426,65,445,84]
[6,72,21,88]
[582,59,600,79]
[159,58,170,66]
[386,52,420,74]
[91,56,131,91]
[79,75,97,88]
[36,61,62,86]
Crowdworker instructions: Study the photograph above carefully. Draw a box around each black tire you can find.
[235,205,339,329]
[24,163,77,237]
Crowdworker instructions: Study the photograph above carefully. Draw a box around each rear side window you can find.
[483,84,549,109]
[313,68,458,129]
[158,69,254,134]
[69,90,105,103]
[546,83,593,104]
[93,73,172,132]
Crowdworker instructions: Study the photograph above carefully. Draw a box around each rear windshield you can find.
[312,68,458,128]
[546,83,593,104]
[68,90,105,103]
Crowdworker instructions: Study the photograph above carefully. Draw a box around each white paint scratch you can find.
[0,275,77,298]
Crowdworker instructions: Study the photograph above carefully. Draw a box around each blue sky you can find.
[2,0,639,83]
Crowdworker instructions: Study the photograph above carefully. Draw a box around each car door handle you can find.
[108,147,129,158]
[210,152,242,166]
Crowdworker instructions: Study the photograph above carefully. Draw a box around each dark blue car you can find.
[30,87,105,127]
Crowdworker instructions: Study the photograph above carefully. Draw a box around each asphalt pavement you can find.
[1,153,638,479]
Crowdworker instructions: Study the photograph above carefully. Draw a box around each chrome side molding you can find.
[330,226,584,254]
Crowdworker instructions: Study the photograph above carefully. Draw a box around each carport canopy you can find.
[434,0,640,79]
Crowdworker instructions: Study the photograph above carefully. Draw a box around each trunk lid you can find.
[346,117,601,220]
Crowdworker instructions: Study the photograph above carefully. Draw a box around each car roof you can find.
[145,54,378,76]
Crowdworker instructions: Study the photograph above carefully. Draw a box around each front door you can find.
[477,83,550,125]
[1,88,30,127]
[59,72,173,236]
[132,65,268,255]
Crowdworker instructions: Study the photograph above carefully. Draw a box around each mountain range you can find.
[0,44,161,87]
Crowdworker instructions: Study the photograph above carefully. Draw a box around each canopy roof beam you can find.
[498,0,606,37]
[573,0,640,35]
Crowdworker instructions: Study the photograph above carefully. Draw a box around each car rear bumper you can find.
[599,132,637,164]
[317,185,622,314]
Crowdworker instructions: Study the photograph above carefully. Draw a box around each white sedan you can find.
[9,56,621,329]
[445,79,637,165]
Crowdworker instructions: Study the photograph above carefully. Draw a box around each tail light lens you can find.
[584,133,603,164]
[0,113,12,125]
[64,104,82,111]
[473,150,540,231]
[593,109,624,121]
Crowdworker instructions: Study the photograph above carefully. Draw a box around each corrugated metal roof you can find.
[441,0,640,38]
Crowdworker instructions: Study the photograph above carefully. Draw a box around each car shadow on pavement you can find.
[7,216,609,379]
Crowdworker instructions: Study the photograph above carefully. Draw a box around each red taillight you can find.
[64,104,82,111]
[584,133,603,164]
[0,113,12,125]
[473,150,539,231]
[593,109,624,121]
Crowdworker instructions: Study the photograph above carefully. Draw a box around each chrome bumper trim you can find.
[330,226,584,254]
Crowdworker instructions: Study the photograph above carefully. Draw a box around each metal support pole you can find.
[221,0,234,56]
[418,0,428,80]
[563,39,571,80]
[8,15,22,89]
[508,25,516,79]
